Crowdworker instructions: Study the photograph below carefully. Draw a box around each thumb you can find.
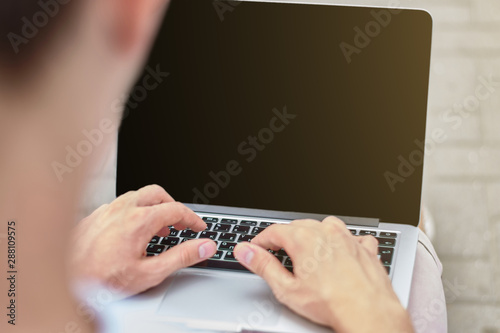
[234,242,295,297]
[143,239,217,276]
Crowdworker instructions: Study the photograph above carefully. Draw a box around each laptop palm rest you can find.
[157,270,282,330]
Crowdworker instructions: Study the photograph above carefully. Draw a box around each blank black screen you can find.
[117,1,432,225]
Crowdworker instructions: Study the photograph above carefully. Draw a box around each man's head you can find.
[0,0,168,88]
[0,0,168,170]
[0,0,170,186]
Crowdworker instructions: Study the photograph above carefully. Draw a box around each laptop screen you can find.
[116,1,432,225]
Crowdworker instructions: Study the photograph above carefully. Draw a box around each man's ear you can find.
[106,0,168,55]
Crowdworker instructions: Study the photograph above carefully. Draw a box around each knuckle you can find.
[294,226,309,235]
[147,184,163,191]
[323,221,344,234]
[178,246,194,267]
[254,253,272,274]
[121,190,136,200]
[98,203,109,211]
[146,184,166,196]
[128,209,148,222]
[323,216,346,227]
[107,201,125,215]
[170,201,186,212]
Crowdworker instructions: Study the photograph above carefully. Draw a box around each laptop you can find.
[114,1,433,332]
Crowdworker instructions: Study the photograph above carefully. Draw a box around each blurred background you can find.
[81,0,500,332]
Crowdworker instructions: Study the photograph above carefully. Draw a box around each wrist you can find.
[327,297,414,333]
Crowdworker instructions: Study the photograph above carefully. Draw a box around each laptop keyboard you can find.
[145,215,398,275]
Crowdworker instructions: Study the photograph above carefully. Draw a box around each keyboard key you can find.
[285,266,294,273]
[379,232,397,238]
[161,237,180,246]
[205,223,213,231]
[180,230,199,238]
[277,249,288,256]
[219,242,237,251]
[233,225,250,234]
[348,229,357,235]
[150,236,161,244]
[199,231,218,240]
[219,232,237,242]
[211,251,224,260]
[250,227,265,235]
[214,223,232,232]
[224,251,237,261]
[146,253,155,257]
[238,234,255,242]
[359,230,377,236]
[180,238,190,243]
[384,265,391,274]
[203,217,219,222]
[274,255,284,264]
[378,247,394,255]
[259,222,275,227]
[146,244,165,254]
[220,218,238,225]
[241,220,258,226]
[380,253,393,265]
[284,257,293,267]
[168,228,180,236]
[376,237,396,247]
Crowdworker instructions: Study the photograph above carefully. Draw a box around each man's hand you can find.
[234,217,414,333]
[70,185,217,296]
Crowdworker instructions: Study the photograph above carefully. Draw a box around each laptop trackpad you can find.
[157,270,282,327]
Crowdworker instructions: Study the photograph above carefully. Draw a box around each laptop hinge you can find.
[184,203,380,228]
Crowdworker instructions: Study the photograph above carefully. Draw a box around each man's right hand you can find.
[234,216,414,333]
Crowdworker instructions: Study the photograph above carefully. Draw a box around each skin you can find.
[70,185,217,297]
[234,217,414,333]
[0,0,414,331]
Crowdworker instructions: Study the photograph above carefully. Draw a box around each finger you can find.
[135,184,175,206]
[142,239,217,278]
[357,235,379,256]
[145,202,206,234]
[156,226,170,237]
[234,242,296,297]
[289,219,320,226]
[322,216,350,235]
[170,222,188,231]
[355,242,390,284]
[251,224,298,256]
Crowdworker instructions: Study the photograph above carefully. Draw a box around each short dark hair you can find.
[0,1,78,73]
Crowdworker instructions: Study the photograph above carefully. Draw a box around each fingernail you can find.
[236,245,255,265]
[198,241,216,259]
